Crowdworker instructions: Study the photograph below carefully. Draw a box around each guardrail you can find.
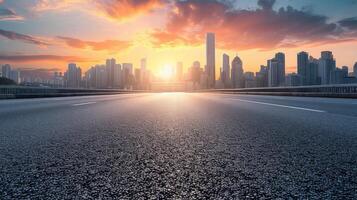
[0,86,146,99]
[1,84,357,99]
[203,84,357,98]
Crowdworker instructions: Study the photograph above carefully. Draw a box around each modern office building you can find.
[307,56,319,85]
[268,58,279,87]
[231,55,244,88]
[285,73,302,86]
[176,62,183,81]
[65,63,82,88]
[106,58,116,88]
[318,51,336,85]
[256,65,269,87]
[1,64,11,79]
[297,51,309,85]
[275,52,285,86]
[206,32,215,88]
[222,53,230,85]
[354,62,357,77]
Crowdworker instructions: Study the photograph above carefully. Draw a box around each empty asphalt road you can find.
[0,93,356,199]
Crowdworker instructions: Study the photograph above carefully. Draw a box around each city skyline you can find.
[1,0,357,75]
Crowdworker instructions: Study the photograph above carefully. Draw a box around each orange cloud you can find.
[0,54,92,63]
[57,36,132,51]
[92,0,166,21]
[150,0,357,51]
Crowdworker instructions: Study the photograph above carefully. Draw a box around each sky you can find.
[1,0,357,76]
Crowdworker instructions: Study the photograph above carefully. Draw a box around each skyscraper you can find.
[106,58,116,88]
[206,32,215,88]
[297,51,309,85]
[318,51,336,85]
[307,56,319,85]
[353,62,357,77]
[275,52,285,86]
[66,63,81,88]
[1,64,11,79]
[176,62,183,81]
[268,58,279,87]
[256,65,268,87]
[231,55,244,88]
[222,54,230,86]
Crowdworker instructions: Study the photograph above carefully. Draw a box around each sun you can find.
[158,64,174,80]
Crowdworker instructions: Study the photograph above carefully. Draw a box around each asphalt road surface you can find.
[1,93,356,199]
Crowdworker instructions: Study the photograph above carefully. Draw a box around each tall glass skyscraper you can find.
[206,33,215,88]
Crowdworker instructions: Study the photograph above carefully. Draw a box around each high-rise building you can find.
[222,54,230,86]
[268,58,279,87]
[106,58,116,88]
[122,63,133,88]
[297,51,309,85]
[191,61,201,84]
[318,51,336,85]
[1,64,11,79]
[140,58,147,84]
[9,70,21,84]
[65,63,81,88]
[256,65,268,87]
[330,67,346,84]
[113,63,122,88]
[285,73,302,86]
[354,62,357,77]
[231,55,244,88]
[307,56,319,85]
[206,32,215,88]
[176,62,183,81]
[275,52,285,86]
[244,72,256,88]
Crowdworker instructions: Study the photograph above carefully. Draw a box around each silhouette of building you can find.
[222,53,230,87]
[275,52,285,86]
[256,65,268,87]
[330,67,347,84]
[354,62,357,77]
[231,55,244,88]
[176,62,183,81]
[297,51,309,85]
[122,63,134,89]
[206,33,215,88]
[307,56,319,85]
[268,58,279,87]
[1,64,11,79]
[318,51,336,85]
[285,73,302,86]
[106,58,116,88]
[65,63,81,88]
[244,72,256,88]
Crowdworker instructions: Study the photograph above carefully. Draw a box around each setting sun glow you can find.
[158,64,174,80]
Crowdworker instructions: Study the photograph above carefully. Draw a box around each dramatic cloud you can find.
[31,0,166,21]
[31,0,85,12]
[0,55,90,62]
[92,0,166,21]
[57,36,132,51]
[0,8,24,21]
[0,29,131,51]
[151,0,357,50]
[339,17,357,30]
[0,29,50,46]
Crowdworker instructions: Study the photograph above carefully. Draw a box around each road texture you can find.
[0,93,356,199]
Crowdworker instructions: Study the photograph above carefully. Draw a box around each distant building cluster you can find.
[2,32,357,89]
[1,64,21,84]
